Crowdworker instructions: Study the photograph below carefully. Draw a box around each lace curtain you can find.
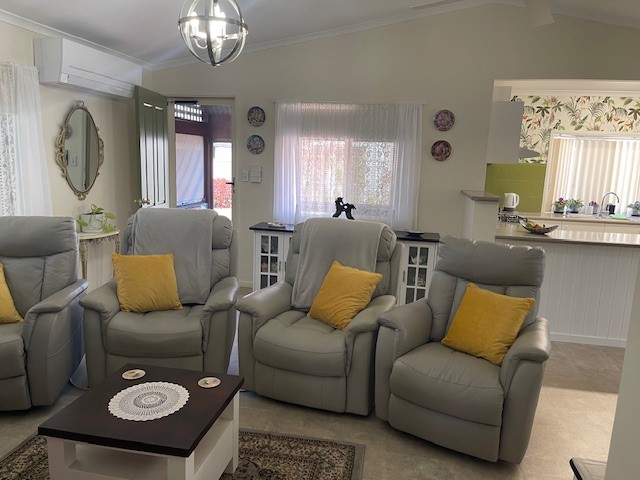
[0,62,51,216]
[274,101,422,229]
[544,133,640,211]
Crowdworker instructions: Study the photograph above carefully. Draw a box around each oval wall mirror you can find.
[55,100,104,200]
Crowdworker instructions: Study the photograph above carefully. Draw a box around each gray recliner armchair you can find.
[375,236,550,463]
[237,218,402,415]
[0,216,87,411]
[81,208,238,387]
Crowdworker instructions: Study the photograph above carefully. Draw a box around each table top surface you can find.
[38,364,243,457]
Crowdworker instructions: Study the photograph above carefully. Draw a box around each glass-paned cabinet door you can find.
[253,231,291,290]
[399,242,437,305]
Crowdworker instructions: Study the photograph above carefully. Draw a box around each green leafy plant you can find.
[627,201,640,213]
[565,198,583,212]
[77,204,116,233]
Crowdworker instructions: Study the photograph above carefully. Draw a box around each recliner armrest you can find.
[27,279,88,314]
[203,276,238,314]
[236,282,293,333]
[500,317,551,392]
[347,295,397,335]
[378,298,432,360]
[79,279,121,322]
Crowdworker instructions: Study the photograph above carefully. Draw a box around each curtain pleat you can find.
[0,62,51,216]
[544,134,640,212]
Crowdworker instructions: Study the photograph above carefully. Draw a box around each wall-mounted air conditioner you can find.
[34,38,142,99]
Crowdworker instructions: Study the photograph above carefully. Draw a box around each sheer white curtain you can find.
[273,101,422,229]
[0,62,51,216]
[543,133,640,211]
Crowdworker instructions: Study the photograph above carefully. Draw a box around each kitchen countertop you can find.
[518,211,640,225]
[496,223,640,247]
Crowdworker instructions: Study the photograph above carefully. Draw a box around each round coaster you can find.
[122,369,146,380]
[198,377,221,388]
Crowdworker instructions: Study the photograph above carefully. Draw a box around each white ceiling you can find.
[0,0,639,70]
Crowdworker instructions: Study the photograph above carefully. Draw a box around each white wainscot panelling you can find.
[497,240,640,346]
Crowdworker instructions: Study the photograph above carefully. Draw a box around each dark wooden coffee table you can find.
[38,364,243,480]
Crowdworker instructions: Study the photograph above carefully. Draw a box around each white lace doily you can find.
[108,382,189,421]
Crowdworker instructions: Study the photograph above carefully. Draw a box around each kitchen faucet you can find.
[599,191,620,217]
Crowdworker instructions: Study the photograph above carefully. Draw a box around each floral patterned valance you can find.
[514,94,640,164]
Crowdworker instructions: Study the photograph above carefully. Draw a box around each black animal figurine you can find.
[332,197,356,220]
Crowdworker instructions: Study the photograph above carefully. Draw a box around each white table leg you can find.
[222,393,239,473]
[47,438,77,480]
[167,453,195,480]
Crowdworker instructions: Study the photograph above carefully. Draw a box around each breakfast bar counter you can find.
[496,223,640,247]
[495,222,640,347]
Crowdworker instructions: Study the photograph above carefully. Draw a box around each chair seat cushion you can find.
[105,306,204,358]
[254,311,347,377]
[0,323,26,379]
[390,342,504,426]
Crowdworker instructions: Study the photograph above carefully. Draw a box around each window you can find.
[273,102,422,228]
[544,132,640,211]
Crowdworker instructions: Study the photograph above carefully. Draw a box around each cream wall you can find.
[152,4,640,284]
[0,21,139,227]
[0,21,139,287]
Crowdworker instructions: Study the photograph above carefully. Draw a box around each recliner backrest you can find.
[428,236,545,342]
[0,216,78,316]
[285,220,400,297]
[122,210,235,288]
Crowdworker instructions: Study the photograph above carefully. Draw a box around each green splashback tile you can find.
[485,164,546,212]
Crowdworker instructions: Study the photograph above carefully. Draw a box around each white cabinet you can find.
[250,225,440,301]
[397,241,438,305]
[253,230,292,290]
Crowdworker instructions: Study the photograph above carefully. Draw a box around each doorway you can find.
[174,102,233,219]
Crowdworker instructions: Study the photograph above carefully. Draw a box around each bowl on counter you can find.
[519,219,559,235]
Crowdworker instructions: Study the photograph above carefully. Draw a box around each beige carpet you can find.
[0,430,364,480]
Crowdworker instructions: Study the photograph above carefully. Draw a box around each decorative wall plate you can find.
[431,140,452,161]
[247,106,265,126]
[434,109,455,131]
[247,135,265,154]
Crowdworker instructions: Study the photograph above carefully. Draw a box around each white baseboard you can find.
[239,280,253,289]
[551,333,626,348]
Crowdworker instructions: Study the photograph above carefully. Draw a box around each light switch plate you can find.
[241,170,249,182]
[250,165,262,183]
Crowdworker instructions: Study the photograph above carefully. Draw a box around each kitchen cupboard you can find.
[250,223,440,304]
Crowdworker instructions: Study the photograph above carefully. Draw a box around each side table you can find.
[78,230,120,279]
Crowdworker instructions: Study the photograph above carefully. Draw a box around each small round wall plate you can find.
[434,109,455,131]
[247,106,266,126]
[198,377,221,388]
[247,135,265,154]
[122,369,146,380]
[431,140,452,161]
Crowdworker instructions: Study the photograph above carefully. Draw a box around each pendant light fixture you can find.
[178,0,248,67]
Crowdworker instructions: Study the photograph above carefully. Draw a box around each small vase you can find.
[553,206,564,214]
[79,213,105,232]
[568,207,579,214]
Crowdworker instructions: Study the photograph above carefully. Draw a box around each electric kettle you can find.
[503,192,520,212]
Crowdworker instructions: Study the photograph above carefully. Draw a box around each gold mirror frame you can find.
[55,100,104,200]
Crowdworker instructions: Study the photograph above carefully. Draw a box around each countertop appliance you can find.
[503,192,520,212]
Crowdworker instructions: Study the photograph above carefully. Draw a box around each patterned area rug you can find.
[0,430,364,480]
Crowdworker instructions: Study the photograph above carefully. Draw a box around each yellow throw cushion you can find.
[0,263,23,324]
[112,253,182,313]
[441,283,534,366]
[309,260,383,330]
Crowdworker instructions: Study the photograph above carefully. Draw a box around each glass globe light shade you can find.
[178,0,248,67]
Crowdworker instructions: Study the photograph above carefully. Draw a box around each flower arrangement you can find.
[627,201,640,215]
[77,204,116,233]
[552,197,566,213]
[565,198,583,213]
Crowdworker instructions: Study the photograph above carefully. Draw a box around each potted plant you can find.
[77,204,116,233]
[565,198,583,214]
[627,201,640,217]
[552,197,566,214]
